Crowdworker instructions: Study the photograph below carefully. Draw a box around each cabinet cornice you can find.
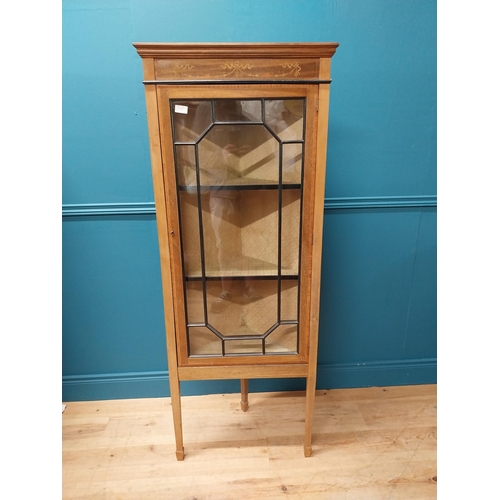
[133,42,339,59]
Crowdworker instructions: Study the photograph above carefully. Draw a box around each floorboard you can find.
[63,384,437,499]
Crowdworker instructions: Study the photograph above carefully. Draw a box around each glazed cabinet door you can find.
[157,87,319,367]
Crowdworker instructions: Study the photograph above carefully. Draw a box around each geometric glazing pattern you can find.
[171,98,305,356]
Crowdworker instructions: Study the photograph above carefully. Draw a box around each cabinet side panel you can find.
[156,87,190,364]
[304,57,332,456]
[142,61,181,382]
[308,60,332,370]
[297,87,320,362]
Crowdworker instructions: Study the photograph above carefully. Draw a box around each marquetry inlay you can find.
[156,58,317,81]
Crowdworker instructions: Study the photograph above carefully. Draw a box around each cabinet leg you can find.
[170,377,184,460]
[303,375,316,457]
[240,379,249,412]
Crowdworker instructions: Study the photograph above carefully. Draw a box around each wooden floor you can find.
[63,384,436,499]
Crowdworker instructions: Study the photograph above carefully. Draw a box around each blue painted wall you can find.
[62,0,436,401]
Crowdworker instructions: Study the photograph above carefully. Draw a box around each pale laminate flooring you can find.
[63,384,437,499]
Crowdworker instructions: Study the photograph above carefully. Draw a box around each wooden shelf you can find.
[185,274,298,281]
[178,183,301,191]
[184,254,298,279]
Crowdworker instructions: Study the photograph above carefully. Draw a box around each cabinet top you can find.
[133,42,339,59]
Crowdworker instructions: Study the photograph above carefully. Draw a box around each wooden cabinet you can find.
[133,43,339,459]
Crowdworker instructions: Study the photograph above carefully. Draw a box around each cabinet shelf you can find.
[178,183,301,191]
[185,274,298,281]
[185,263,298,278]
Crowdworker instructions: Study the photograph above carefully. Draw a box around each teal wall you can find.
[62,0,436,401]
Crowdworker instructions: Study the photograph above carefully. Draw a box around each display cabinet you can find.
[134,43,339,459]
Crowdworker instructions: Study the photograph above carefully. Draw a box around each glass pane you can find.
[240,190,280,274]
[281,189,301,276]
[203,190,279,277]
[225,339,263,355]
[172,100,212,143]
[189,326,222,356]
[202,191,241,276]
[198,124,279,186]
[264,99,304,141]
[282,143,303,185]
[185,281,205,324]
[178,190,202,278]
[214,100,262,122]
[208,279,277,338]
[175,145,197,188]
[281,280,298,321]
[265,324,298,353]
